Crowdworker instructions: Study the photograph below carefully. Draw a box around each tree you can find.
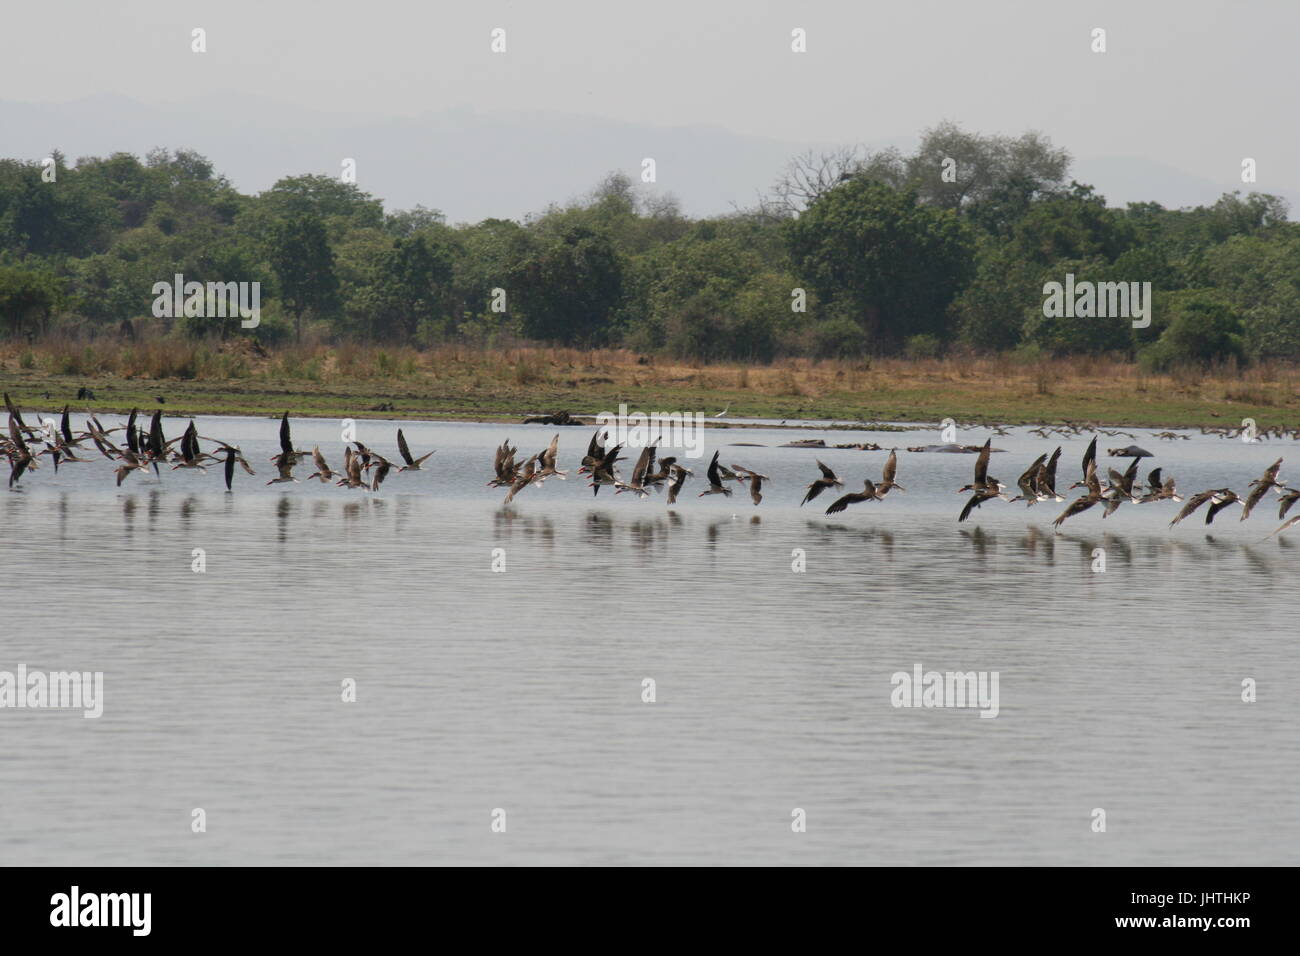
[1140,297,1244,369]
[907,121,1070,214]
[1007,182,1134,267]
[0,266,62,336]
[267,214,340,339]
[786,178,976,351]
[513,225,623,345]
[768,146,906,214]
[1201,232,1300,358]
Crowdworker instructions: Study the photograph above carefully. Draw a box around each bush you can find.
[1139,298,1244,371]
[904,333,943,359]
[808,315,868,359]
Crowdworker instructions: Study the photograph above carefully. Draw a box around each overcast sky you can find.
[2,0,1295,216]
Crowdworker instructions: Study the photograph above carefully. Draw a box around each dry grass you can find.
[3,335,1300,425]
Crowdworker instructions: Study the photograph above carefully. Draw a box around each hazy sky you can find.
[2,0,1296,206]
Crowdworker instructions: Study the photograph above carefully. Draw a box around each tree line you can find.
[1,122,1295,369]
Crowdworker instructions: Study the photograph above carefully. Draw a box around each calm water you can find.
[1,414,1297,865]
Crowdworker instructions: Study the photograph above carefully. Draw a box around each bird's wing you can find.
[279,412,292,458]
[974,440,991,485]
[825,493,854,515]
[1268,513,1300,538]
[706,451,722,486]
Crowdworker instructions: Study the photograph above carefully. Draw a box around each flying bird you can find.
[698,451,734,497]
[825,479,879,515]
[665,463,692,505]
[307,447,336,483]
[1239,458,1284,521]
[801,460,842,506]
[874,449,904,497]
[1052,462,1103,531]
[731,465,769,506]
[1170,489,1236,527]
[396,429,435,472]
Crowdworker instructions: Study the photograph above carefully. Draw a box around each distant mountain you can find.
[1071,154,1300,214]
[2,96,1294,221]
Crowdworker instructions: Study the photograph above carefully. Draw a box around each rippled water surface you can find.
[1,414,1297,865]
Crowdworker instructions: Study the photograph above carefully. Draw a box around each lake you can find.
[1,413,1296,865]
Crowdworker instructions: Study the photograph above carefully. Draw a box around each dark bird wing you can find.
[1170,491,1212,527]
[1085,462,1102,498]
[1053,495,1096,529]
[3,392,24,429]
[125,408,139,454]
[1082,436,1097,480]
[825,492,857,515]
[974,439,991,485]
[1206,493,1238,525]
[279,412,292,458]
[8,412,27,453]
[959,491,985,523]
[706,451,722,487]
[1043,447,1061,493]
[397,429,414,466]
[148,410,165,457]
[1121,457,1140,493]
[815,459,837,481]
[1017,454,1047,497]
[1279,489,1300,520]
[632,444,656,485]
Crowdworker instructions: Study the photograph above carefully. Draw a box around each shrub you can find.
[904,334,943,360]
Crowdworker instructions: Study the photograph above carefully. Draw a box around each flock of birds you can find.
[1,396,433,495]
[4,393,1299,537]
[934,436,1298,536]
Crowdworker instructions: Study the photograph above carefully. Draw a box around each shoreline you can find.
[2,345,1297,430]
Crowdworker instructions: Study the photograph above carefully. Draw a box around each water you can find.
[1,414,1297,865]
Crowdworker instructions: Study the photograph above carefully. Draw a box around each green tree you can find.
[786,178,976,352]
[513,225,623,344]
[906,121,1071,214]
[267,214,340,340]
[0,265,63,336]
[1140,297,1244,369]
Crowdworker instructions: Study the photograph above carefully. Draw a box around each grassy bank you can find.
[1,338,1298,428]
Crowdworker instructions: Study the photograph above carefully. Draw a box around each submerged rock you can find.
[523,410,585,426]
[906,443,1002,454]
